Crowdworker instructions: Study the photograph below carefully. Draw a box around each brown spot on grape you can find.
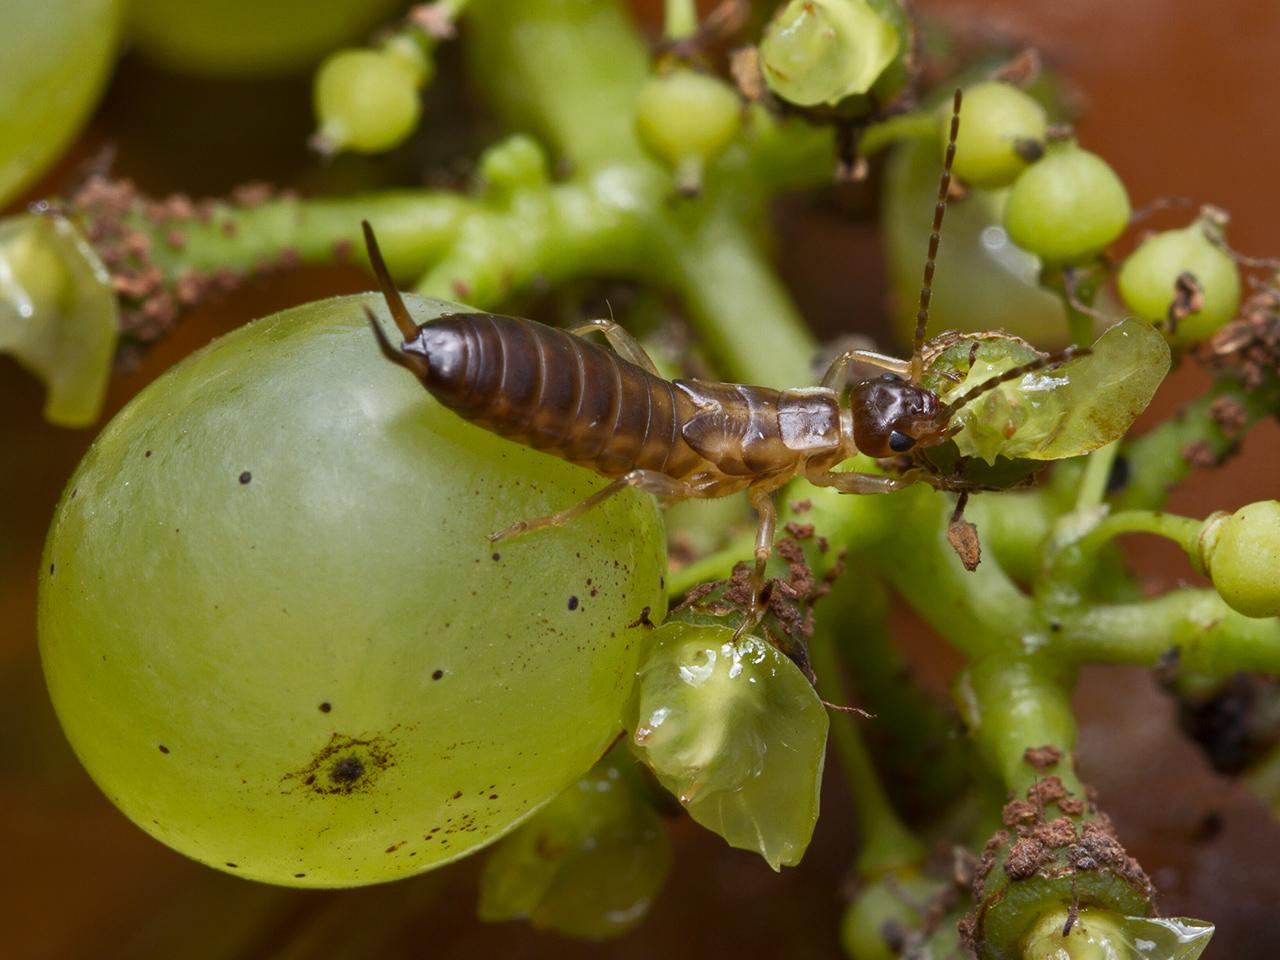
[286,732,395,797]
[144,450,152,458]
[319,702,332,713]
[294,872,306,878]
[49,563,54,576]
[451,790,463,800]
[226,862,238,868]
[567,596,579,610]
[432,669,444,680]
[239,471,252,484]
[158,744,170,754]
[491,552,500,561]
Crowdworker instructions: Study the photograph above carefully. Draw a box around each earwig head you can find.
[849,344,1092,459]
[848,373,948,457]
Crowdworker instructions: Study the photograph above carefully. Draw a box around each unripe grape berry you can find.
[1117,216,1241,344]
[313,49,422,154]
[758,0,900,107]
[1003,141,1131,264]
[479,134,550,198]
[1199,501,1280,618]
[635,68,741,193]
[40,294,666,886]
[942,82,1048,189]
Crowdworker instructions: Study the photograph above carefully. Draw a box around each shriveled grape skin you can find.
[39,293,666,887]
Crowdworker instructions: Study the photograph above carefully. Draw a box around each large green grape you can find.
[39,293,666,887]
[128,0,405,77]
[0,0,123,205]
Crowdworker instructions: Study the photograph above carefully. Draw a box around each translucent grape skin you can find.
[39,293,666,887]
[1,0,122,205]
[1003,140,1131,264]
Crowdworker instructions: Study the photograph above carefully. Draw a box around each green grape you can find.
[628,621,828,870]
[1117,216,1241,345]
[634,67,741,193]
[943,82,1048,189]
[39,293,667,887]
[0,214,119,426]
[478,134,551,198]
[883,137,1067,345]
[1004,140,1131,264]
[313,49,424,155]
[840,873,940,960]
[478,748,670,939]
[1199,502,1280,618]
[0,0,122,205]
[758,0,900,108]
[924,318,1169,464]
[1023,909,1213,960]
[128,0,405,77]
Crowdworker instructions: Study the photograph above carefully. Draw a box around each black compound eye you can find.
[888,430,915,453]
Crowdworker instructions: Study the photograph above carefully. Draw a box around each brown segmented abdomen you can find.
[413,312,704,479]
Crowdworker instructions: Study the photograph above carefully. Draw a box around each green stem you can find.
[958,655,1081,800]
[1116,375,1280,512]
[811,617,926,876]
[1060,589,1280,673]
[661,200,818,387]
[662,0,697,42]
[857,109,936,157]
[466,0,651,171]
[136,191,473,285]
[1073,440,1118,511]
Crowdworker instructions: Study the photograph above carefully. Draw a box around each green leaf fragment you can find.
[940,319,1170,464]
[629,622,828,870]
[477,752,670,940]
[0,214,118,427]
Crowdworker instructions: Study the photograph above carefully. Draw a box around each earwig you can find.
[360,90,1083,635]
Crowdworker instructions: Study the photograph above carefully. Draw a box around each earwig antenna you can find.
[941,345,1091,419]
[912,89,963,384]
[361,220,419,341]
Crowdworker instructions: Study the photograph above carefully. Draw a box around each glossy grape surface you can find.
[40,293,666,887]
[1,0,122,205]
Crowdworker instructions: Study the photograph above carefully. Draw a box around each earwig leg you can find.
[489,469,699,544]
[805,467,917,495]
[567,319,662,377]
[734,488,778,640]
[820,349,912,392]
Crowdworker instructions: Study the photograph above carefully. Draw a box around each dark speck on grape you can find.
[567,595,579,610]
[432,669,444,680]
[225,862,238,868]
[239,470,252,484]
[158,744,170,754]
[329,755,365,783]
[145,450,152,458]
[319,702,332,713]
[491,552,501,561]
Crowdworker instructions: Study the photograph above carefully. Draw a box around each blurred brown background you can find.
[3,1,1279,957]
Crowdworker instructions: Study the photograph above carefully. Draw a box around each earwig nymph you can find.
[359,91,1080,633]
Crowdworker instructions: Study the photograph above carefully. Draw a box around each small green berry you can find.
[1003,140,1131,264]
[635,68,741,192]
[313,49,422,155]
[478,134,550,198]
[1117,215,1241,345]
[943,82,1048,189]
[1200,502,1280,618]
[758,0,900,108]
